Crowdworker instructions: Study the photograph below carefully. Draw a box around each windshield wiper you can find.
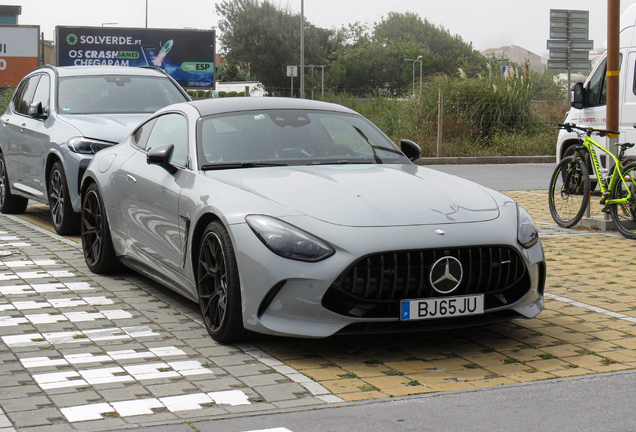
[200,161,288,171]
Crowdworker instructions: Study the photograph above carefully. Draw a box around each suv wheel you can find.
[48,162,80,235]
[0,153,28,214]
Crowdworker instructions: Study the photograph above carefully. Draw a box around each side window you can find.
[146,113,188,167]
[587,58,606,107]
[31,74,50,113]
[14,75,40,115]
[131,118,157,150]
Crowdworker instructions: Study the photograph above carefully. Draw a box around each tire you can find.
[548,156,590,228]
[610,161,636,239]
[0,153,28,214]
[81,183,122,273]
[564,145,597,192]
[197,221,249,343]
[48,161,81,235]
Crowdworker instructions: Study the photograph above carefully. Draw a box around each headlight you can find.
[517,204,539,248]
[246,215,335,262]
[67,137,113,154]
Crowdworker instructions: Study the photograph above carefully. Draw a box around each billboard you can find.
[0,25,40,87]
[56,26,215,89]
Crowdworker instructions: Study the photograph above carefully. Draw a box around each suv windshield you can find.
[58,75,187,114]
[198,109,409,167]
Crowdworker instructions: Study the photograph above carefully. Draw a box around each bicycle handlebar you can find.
[558,122,620,137]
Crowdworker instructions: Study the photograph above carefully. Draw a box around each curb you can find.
[414,155,556,165]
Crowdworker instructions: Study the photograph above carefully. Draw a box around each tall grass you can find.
[319,73,568,157]
[0,88,14,114]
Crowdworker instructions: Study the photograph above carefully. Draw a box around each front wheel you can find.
[0,153,28,214]
[48,162,80,235]
[610,161,636,239]
[197,221,250,343]
[81,183,122,274]
[548,156,590,228]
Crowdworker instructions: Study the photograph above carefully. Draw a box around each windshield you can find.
[58,75,187,114]
[197,109,409,168]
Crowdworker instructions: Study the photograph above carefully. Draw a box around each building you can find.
[0,5,20,24]
[482,45,546,75]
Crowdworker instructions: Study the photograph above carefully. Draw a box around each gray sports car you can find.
[80,97,545,342]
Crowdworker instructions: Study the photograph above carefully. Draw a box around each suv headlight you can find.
[67,137,113,154]
[246,215,335,262]
[517,204,539,248]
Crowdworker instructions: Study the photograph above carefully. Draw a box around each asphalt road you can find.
[427,163,556,191]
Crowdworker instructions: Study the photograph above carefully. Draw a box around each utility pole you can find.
[300,0,304,99]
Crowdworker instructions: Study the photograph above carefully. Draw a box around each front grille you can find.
[322,246,529,319]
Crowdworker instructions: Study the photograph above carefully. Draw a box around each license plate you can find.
[400,294,484,321]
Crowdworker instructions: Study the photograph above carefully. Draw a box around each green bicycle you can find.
[548,123,636,239]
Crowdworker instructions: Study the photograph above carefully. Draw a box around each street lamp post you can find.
[404,56,423,97]
[300,0,304,99]
[145,0,148,28]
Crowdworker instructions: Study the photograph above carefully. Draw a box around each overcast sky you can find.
[14,0,636,56]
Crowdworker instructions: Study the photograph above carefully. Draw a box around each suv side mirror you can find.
[571,82,586,110]
[400,139,422,162]
[28,102,48,119]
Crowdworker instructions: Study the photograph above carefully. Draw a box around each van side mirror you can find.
[571,82,586,110]
[400,139,422,162]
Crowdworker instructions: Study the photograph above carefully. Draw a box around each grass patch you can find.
[576,349,596,355]
[537,353,555,360]
[337,372,358,379]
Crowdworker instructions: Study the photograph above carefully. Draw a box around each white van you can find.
[557,4,636,170]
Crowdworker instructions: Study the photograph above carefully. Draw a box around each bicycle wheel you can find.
[548,156,590,227]
[610,161,636,239]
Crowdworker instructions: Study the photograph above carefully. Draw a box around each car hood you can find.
[206,164,500,227]
[57,113,150,143]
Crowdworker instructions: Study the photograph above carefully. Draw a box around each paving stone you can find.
[6,408,62,428]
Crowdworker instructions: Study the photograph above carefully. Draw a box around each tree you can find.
[215,0,331,89]
[216,57,249,82]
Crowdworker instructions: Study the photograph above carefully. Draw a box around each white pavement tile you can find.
[209,390,251,406]
[124,363,180,380]
[20,346,186,369]
[61,403,115,422]
[111,399,163,417]
[80,367,135,385]
[160,393,213,412]
[0,260,58,267]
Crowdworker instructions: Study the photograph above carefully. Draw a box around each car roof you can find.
[187,97,359,116]
[42,66,168,78]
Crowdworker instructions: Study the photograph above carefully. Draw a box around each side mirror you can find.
[147,144,176,173]
[28,102,48,119]
[400,139,422,162]
[571,82,586,110]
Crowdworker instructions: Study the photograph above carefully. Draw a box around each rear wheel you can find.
[0,153,28,214]
[610,161,636,239]
[48,162,81,235]
[197,221,250,343]
[548,156,590,227]
[81,183,121,273]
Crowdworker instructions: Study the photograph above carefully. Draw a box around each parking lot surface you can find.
[1,190,636,431]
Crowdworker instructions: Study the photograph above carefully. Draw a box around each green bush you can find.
[218,91,227,98]
[227,91,238,97]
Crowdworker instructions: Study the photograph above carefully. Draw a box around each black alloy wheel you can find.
[0,153,28,214]
[48,162,80,235]
[81,183,120,274]
[197,221,248,343]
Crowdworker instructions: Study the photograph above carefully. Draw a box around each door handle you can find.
[20,123,25,132]
[126,174,137,183]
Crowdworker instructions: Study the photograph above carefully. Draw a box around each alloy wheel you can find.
[81,189,102,267]
[0,158,6,208]
[198,232,228,333]
[50,169,65,227]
